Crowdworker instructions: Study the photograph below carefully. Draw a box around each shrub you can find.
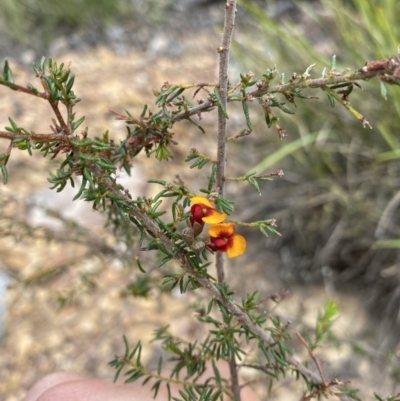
[1,1,400,400]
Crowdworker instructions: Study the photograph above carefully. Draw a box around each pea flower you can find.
[190,196,227,227]
[208,223,247,258]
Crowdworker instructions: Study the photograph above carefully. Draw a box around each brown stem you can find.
[216,253,225,283]
[48,101,69,134]
[0,131,65,141]
[216,2,240,400]
[0,81,47,99]
[295,331,327,386]
[216,0,236,196]
[3,140,12,155]
[39,76,69,134]
[66,102,74,133]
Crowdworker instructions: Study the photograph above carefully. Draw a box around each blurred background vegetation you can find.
[0,0,184,60]
[0,0,169,44]
[233,0,400,347]
[1,0,400,343]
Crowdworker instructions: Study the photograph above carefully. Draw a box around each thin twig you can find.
[216,0,236,196]
[295,330,327,386]
[216,2,240,400]
[170,54,400,123]
[39,75,69,134]
[216,252,225,284]
[0,81,48,99]
[0,130,65,141]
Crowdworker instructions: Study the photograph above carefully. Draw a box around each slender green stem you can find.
[225,171,284,181]
[191,149,218,163]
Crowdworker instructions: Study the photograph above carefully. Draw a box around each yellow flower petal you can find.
[208,223,235,237]
[190,196,214,208]
[227,234,247,258]
[203,210,227,224]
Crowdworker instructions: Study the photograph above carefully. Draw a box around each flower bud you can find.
[182,227,194,245]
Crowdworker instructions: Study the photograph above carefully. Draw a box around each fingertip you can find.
[22,372,87,401]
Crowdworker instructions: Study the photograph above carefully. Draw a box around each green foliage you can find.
[374,392,400,401]
[313,300,339,350]
[0,0,133,47]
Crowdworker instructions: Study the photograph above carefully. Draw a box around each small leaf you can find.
[72,116,85,131]
[40,56,46,71]
[66,74,75,93]
[330,54,336,70]
[166,87,185,103]
[123,335,130,358]
[213,87,229,119]
[135,256,146,273]
[147,179,167,185]
[242,100,252,131]
[264,110,272,128]
[73,175,87,200]
[380,81,387,100]
[155,144,173,161]
[326,93,335,107]
[8,117,18,132]
[1,164,8,184]
[3,60,14,83]
[215,195,234,214]
[247,177,261,194]
[113,365,124,383]
[27,84,39,94]
[140,104,148,118]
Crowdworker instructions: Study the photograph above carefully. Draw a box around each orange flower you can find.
[190,196,227,227]
[208,223,246,259]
